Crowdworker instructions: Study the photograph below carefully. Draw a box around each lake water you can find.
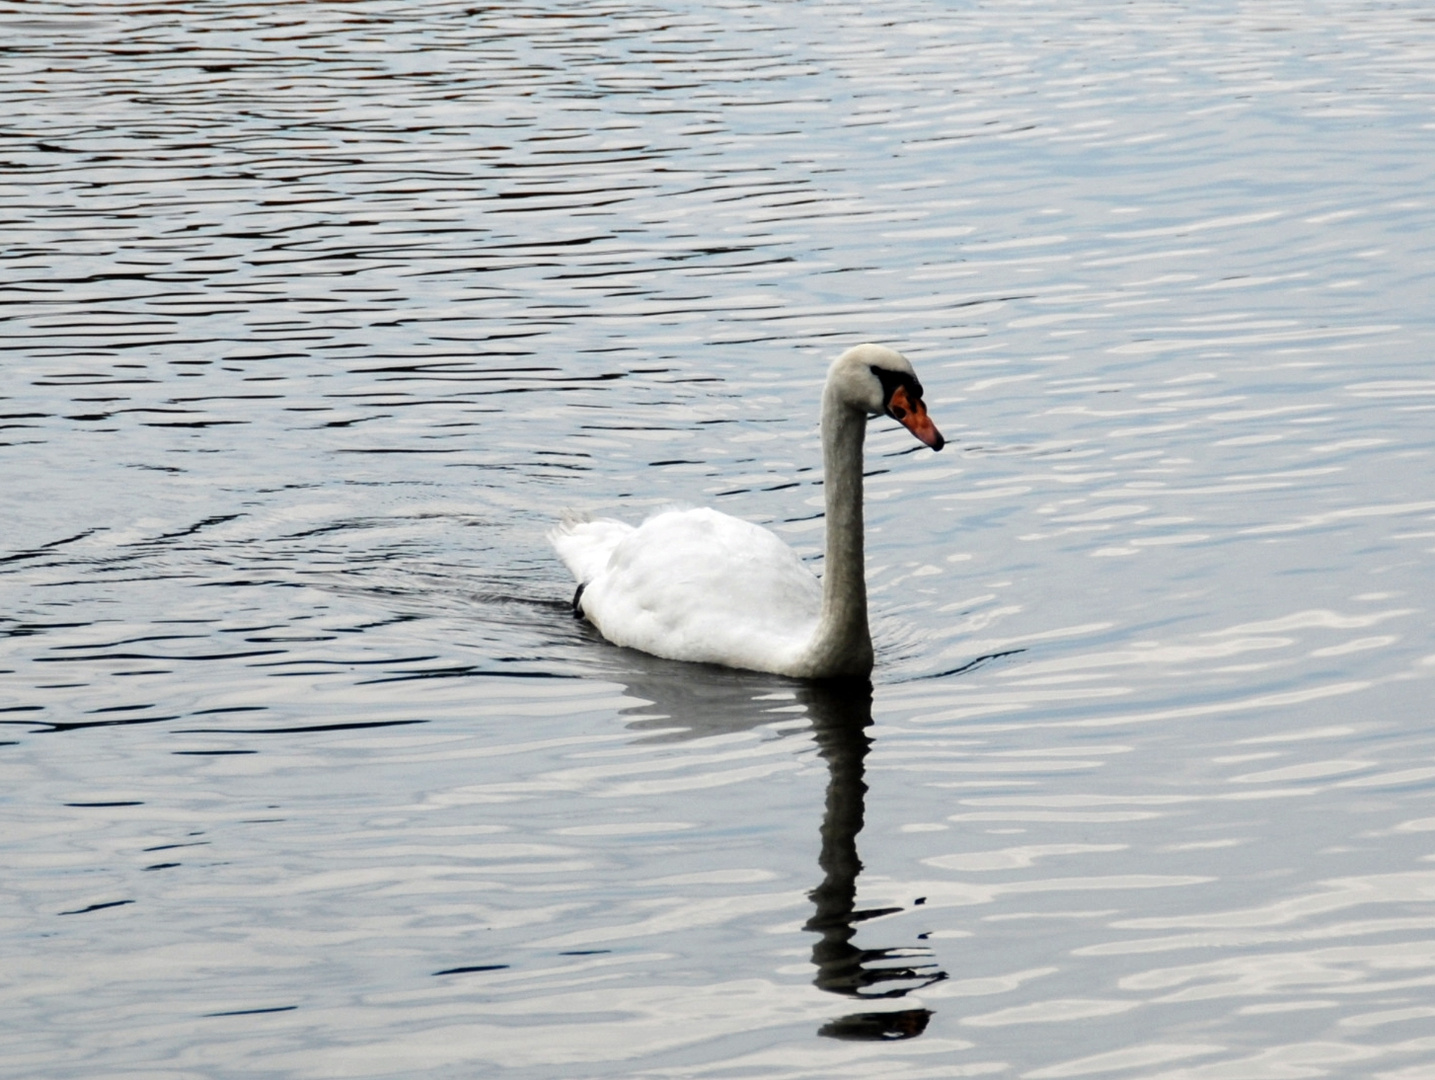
[4,1,1435,1076]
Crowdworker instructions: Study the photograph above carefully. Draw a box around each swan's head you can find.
[829,344,945,451]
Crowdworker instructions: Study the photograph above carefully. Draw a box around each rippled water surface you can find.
[4,1,1435,1076]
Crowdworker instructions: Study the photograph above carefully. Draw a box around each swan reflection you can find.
[607,652,946,1039]
[800,680,946,1040]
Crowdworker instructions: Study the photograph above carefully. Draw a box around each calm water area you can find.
[4,1,1435,1076]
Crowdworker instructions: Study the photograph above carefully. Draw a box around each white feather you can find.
[566,507,822,672]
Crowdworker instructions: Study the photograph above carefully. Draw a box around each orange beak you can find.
[887,385,945,450]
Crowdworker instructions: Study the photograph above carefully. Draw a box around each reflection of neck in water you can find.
[800,680,947,1041]
[604,655,946,1040]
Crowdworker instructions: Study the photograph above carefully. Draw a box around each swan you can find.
[549,344,944,680]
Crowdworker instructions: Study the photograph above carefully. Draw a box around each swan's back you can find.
[552,508,822,673]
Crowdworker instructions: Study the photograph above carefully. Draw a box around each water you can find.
[3,0,1435,1076]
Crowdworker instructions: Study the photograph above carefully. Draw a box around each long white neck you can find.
[805,382,874,679]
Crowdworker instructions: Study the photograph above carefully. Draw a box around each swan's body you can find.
[550,344,944,679]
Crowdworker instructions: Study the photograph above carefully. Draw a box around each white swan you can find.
[549,344,944,679]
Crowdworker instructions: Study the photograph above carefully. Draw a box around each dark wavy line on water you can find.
[249,654,440,668]
[1,621,123,642]
[53,635,209,652]
[898,649,1029,682]
[58,900,134,917]
[28,716,181,734]
[171,719,428,735]
[356,665,582,685]
[33,650,286,663]
[0,528,106,565]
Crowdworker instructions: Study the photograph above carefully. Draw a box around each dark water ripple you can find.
[3,1,1435,1077]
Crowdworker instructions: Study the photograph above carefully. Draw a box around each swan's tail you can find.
[547,512,633,583]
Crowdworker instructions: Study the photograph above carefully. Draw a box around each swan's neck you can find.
[809,384,874,678]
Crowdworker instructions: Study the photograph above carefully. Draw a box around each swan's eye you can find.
[890,404,907,419]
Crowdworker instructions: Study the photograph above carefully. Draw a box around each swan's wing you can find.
[580,507,822,672]
[548,514,634,584]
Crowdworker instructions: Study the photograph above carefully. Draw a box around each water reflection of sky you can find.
[3,0,1435,1076]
